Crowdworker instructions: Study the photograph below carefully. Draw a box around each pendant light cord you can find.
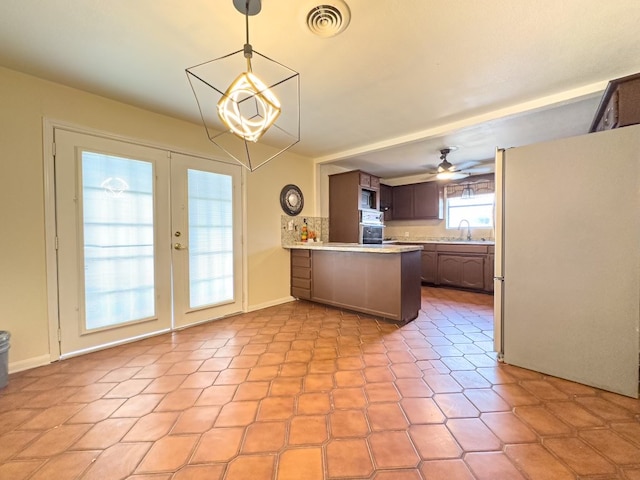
[244,0,252,72]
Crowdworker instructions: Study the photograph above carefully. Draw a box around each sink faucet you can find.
[458,219,471,241]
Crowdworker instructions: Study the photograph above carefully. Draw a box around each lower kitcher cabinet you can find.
[437,255,485,290]
[420,251,437,284]
[291,250,312,299]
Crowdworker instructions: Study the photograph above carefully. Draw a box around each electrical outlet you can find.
[288,220,294,231]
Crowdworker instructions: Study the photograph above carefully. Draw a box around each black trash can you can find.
[0,331,10,389]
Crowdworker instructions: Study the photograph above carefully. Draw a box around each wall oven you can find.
[359,210,384,244]
[360,224,383,244]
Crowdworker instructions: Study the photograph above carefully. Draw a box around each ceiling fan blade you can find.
[465,165,494,174]
[449,172,470,180]
[455,161,480,170]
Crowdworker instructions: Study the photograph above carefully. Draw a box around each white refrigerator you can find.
[494,124,640,398]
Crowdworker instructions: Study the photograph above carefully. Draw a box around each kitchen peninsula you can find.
[288,243,422,323]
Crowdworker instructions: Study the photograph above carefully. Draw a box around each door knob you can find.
[174,243,187,250]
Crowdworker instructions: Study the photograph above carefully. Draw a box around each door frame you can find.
[43,118,248,362]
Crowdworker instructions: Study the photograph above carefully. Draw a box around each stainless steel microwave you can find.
[360,189,377,210]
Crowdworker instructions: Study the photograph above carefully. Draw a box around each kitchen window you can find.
[445,179,495,228]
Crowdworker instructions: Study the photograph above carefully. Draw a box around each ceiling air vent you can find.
[305,0,351,37]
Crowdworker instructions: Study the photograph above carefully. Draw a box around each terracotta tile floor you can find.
[1,286,640,479]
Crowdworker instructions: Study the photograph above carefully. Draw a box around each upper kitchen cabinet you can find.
[414,182,443,219]
[359,171,380,190]
[590,72,640,132]
[391,184,413,220]
[380,184,393,222]
[329,170,381,243]
[390,182,443,220]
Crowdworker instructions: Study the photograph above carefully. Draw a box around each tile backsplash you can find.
[281,216,494,245]
[384,222,494,242]
[281,215,329,246]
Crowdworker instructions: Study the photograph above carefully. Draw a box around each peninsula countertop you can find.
[285,242,423,253]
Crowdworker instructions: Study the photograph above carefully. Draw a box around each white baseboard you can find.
[9,354,52,374]
[247,296,296,312]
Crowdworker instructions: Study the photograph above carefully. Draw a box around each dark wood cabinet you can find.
[329,170,380,243]
[380,184,393,222]
[420,246,437,284]
[359,171,371,187]
[389,182,443,220]
[418,242,493,293]
[290,250,312,299]
[391,184,414,220]
[590,72,640,132]
[438,255,485,290]
[413,182,443,219]
[290,248,422,323]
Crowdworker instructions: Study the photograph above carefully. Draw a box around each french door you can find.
[54,129,243,357]
[169,152,243,328]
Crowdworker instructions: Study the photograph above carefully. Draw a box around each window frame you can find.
[445,192,495,229]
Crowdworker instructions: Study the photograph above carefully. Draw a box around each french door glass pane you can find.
[188,169,234,308]
[82,152,155,330]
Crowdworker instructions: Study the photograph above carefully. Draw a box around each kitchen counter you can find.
[386,239,495,246]
[287,242,423,253]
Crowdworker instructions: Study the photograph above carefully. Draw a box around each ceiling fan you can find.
[424,148,494,180]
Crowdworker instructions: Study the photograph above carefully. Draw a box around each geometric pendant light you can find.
[186,0,300,171]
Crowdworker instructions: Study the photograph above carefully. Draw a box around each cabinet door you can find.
[359,172,371,187]
[413,182,443,219]
[438,255,484,289]
[329,171,360,243]
[380,184,393,221]
[421,251,437,284]
[460,256,485,289]
[391,184,414,219]
[438,255,462,287]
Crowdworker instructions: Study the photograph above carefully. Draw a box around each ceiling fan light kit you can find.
[435,147,462,180]
[428,146,494,181]
[186,0,300,171]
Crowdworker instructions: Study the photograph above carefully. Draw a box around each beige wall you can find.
[0,66,314,371]
[246,153,315,308]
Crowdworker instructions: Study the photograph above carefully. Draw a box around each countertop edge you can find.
[387,240,495,246]
[284,243,423,253]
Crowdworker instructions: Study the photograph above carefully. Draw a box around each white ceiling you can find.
[1,0,639,179]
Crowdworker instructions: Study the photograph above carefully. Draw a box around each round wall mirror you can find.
[280,184,304,216]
